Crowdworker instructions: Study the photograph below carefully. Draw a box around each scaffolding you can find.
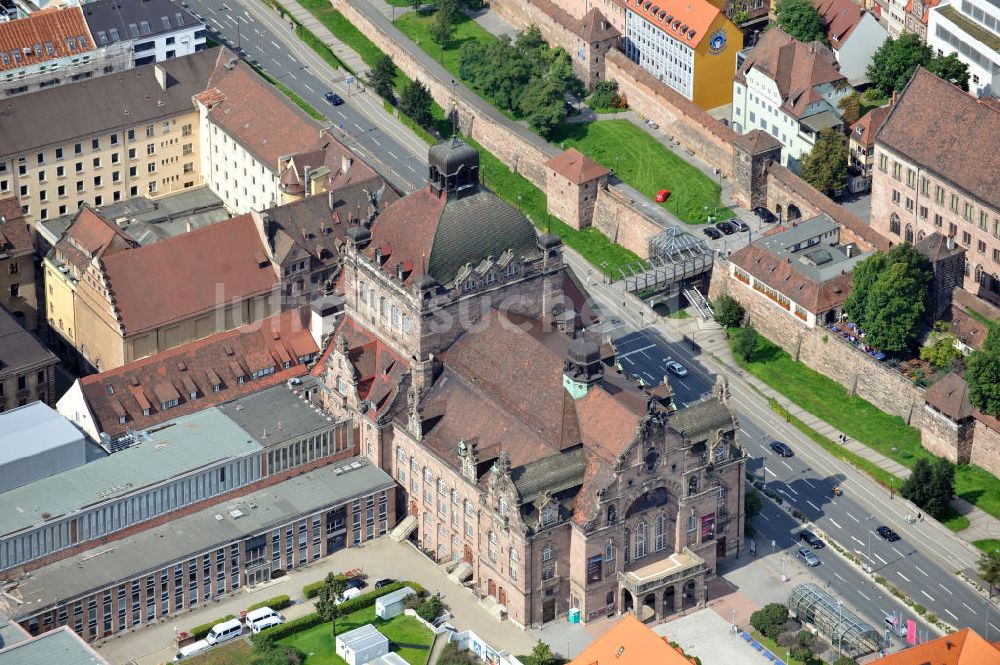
[787,584,880,658]
[618,228,714,294]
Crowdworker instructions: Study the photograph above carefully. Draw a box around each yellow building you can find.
[0,49,221,226]
[616,0,742,109]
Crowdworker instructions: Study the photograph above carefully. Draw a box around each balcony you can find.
[617,549,705,597]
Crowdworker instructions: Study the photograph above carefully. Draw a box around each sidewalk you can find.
[279,0,367,75]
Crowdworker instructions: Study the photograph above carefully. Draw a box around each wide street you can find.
[566,250,998,648]
[183,0,428,192]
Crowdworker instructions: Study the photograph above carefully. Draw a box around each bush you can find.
[790,646,813,662]
[248,595,293,613]
[416,594,446,623]
[796,629,813,647]
[251,612,326,644]
[750,603,789,640]
[713,294,746,328]
[190,614,236,641]
[439,642,477,665]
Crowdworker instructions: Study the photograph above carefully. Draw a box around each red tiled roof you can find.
[545,148,610,184]
[612,0,721,48]
[877,628,1000,665]
[568,615,695,665]
[100,214,277,334]
[329,316,407,421]
[0,6,94,73]
[729,242,853,313]
[64,206,136,257]
[0,197,32,255]
[812,0,866,48]
[367,185,447,284]
[79,309,317,439]
[850,104,892,149]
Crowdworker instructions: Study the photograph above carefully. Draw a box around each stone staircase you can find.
[447,562,473,584]
[389,515,417,542]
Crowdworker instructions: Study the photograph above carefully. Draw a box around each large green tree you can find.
[966,348,1000,415]
[732,325,758,362]
[924,457,956,519]
[518,78,567,137]
[429,10,454,45]
[369,54,397,103]
[775,0,827,43]
[899,457,934,508]
[927,52,971,91]
[713,293,746,329]
[800,128,848,195]
[750,603,789,639]
[745,488,763,537]
[314,573,348,637]
[399,78,433,128]
[866,34,933,97]
[978,547,1000,597]
[843,251,888,323]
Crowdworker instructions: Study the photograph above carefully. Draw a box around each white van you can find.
[205,618,243,645]
[336,587,362,605]
[246,606,285,634]
[173,639,210,661]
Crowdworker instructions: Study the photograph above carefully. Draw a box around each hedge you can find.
[247,595,293,613]
[303,574,351,600]
[250,611,327,644]
[189,614,237,641]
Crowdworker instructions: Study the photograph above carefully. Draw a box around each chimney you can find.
[341,154,352,174]
[154,63,168,91]
[309,295,345,349]
[396,262,405,280]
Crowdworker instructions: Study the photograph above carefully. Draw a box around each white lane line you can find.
[874,553,888,565]
[765,467,777,478]
[945,609,959,621]
[303,83,314,92]
[211,17,224,28]
[254,27,262,35]
[388,151,398,160]
[271,40,281,49]
[858,590,871,602]
[845,512,861,523]
[289,55,298,64]
[914,565,928,577]
[920,590,935,602]
[271,58,282,67]
[777,488,795,501]
[225,14,238,26]
[739,428,751,438]
[354,147,367,157]
[991,622,1000,633]
[371,138,381,146]
[337,110,347,119]
[406,164,415,172]
[617,344,656,360]
[854,549,872,562]
[851,536,864,546]
[287,71,297,79]
[785,486,799,496]
[780,460,793,472]
[897,571,911,582]
[354,123,365,131]
[806,500,820,511]
[963,602,977,614]
[757,512,770,521]
[828,519,842,529]
[802,478,817,489]
[834,572,845,582]
[937,583,953,595]
[892,547,905,558]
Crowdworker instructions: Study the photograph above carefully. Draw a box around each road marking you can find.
[388,151,398,160]
[337,110,347,119]
[211,17,223,28]
[765,467,777,478]
[289,55,298,63]
[225,15,238,26]
[991,622,1000,633]
[354,123,365,131]
[962,602,977,614]
[806,500,820,511]
[371,138,381,146]
[851,536,864,546]
[617,344,656,360]
[287,71,297,79]
[354,147,367,157]
[828,519,842,529]
[780,460,793,472]
[802,478,816,489]
[777,488,795,501]
[858,590,871,601]
[757,512,770,521]
[914,565,928,577]
[936,583,952,595]
[945,609,959,621]
[845,512,861,523]
[874,553,888,565]
[406,164,415,172]
[303,83,314,92]
[271,40,281,49]
[739,428,751,438]
[920,590,935,602]
[834,572,845,582]
[785,485,799,496]
[896,571,911,582]
[892,547,905,558]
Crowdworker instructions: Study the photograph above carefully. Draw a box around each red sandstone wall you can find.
[592,187,660,258]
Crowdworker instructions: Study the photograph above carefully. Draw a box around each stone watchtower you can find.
[543,148,610,230]
[915,232,966,321]
[731,130,782,210]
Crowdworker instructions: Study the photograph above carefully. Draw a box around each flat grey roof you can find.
[377,586,416,606]
[11,459,394,619]
[801,110,844,133]
[0,408,261,538]
[754,214,872,283]
[217,383,336,448]
[0,402,83,467]
[339,622,389,649]
[0,626,108,664]
[0,308,58,379]
[0,611,27,650]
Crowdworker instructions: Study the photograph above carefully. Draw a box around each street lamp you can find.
[760,455,767,490]
[614,155,622,176]
[837,598,844,657]
[866,515,874,572]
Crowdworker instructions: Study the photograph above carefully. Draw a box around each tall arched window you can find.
[542,544,554,562]
[904,224,914,243]
[976,264,985,285]
[623,528,630,564]
[889,213,901,235]
[509,548,519,581]
[688,475,698,496]
[654,514,668,552]
[489,532,498,563]
[605,540,616,561]
[634,520,648,559]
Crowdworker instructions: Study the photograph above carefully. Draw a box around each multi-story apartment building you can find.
[0,49,219,226]
[0,197,38,329]
[615,0,743,109]
[44,207,280,373]
[872,0,940,38]
[732,28,853,172]
[82,0,206,68]
[871,68,1000,298]
[848,104,892,191]
[0,306,58,411]
[928,0,1000,96]
[0,5,132,98]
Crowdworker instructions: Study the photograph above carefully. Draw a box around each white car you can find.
[336,587,362,604]
[666,361,688,377]
[173,640,210,661]
[247,606,286,634]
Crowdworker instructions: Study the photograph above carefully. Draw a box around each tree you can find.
[967,349,1000,415]
[399,78,433,128]
[411,0,422,10]
[436,0,461,25]
[369,54,397,103]
[977,547,1000,598]
[983,326,1000,355]
[464,0,484,9]
[526,642,557,665]
[417,594,445,623]
[838,91,862,125]
[832,658,859,665]
[713,293,746,328]
[590,79,622,111]
[518,78,566,137]
[315,573,348,636]
[800,128,848,196]
[866,34,933,97]
[745,488,763,537]
[927,52,970,91]
[924,457,955,519]
[430,10,454,46]
[899,457,933,508]
[843,251,888,323]
[750,603,789,639]
[775,0,827,43]
[732,325,758,362]
[548,48,585,99]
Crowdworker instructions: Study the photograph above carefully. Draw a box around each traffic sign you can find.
[346,76,356,85]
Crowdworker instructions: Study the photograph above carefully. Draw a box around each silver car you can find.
[797,547,821,567]
[666,361,688,377]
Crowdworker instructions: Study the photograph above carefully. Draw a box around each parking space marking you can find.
[802,478,816,489]
[874,553,887,565]
[914,565,928,577]
[780,460,793,472]
[920,590,935,602]
[828,519,841,529]
[938,583,953,595]
[845,512,860,523]
[945,609,958,621]
[851,536,864,546]
[963,602,977,614]
[806,500,820,511]
[897,571,911,582]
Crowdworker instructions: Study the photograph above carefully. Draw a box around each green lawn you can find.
[183,638,253,665]
[394,11,494,83]
[549,121,734,225]
[280,607,432,665]
[734,329,1000,525]
[973,538,1000,553]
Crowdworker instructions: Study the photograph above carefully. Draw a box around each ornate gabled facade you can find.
[314,140,745,630]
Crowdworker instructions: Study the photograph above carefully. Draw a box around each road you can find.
[182,0,427,193]
[567,251,998,647]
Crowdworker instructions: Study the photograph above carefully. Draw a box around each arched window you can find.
[889,213,901,235]
[410,457,417,473]
[713,442,728,463]
[634,520,648,559]
[688,475,698,496]
[623,528,630,564]
[489,532,498,563]
[542,544,554,562]
[509,548,519,581]
[917,230,926,241]
[976,264,985,285]
[605,540,616,561]
[904,224,914,243]
[607,504,617,525]
[498,496,509,517]
[654,514,668,552]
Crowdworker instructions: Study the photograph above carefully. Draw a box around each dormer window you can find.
[142,407,151,416]
[118,415,127,425]
[162,398,178,410]
[212,382,222,392]
[189,390,198,400]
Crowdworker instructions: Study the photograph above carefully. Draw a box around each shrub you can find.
[251,612,326,644]
[713,294,746,329]
[790,646,813,662]
[913,603,926,615]
[190,614,236,641]
[797,629,813,647]
[248,595,293,613]
[927,613,937,623]
[416,594,446,623]
[750,603,789,640]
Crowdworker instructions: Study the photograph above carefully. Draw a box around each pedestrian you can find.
[917,512,921,521]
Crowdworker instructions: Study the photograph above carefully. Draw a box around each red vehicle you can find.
[656,189,671,203]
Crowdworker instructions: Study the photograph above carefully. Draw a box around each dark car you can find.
[733,220,751,232]
[799,530,825,549]
[770,441,794,457]
[876,526,901,542]
[715,221,737,235]
[345,577,366,590]
[753,206,777,223]
[702,226,722,240]
[374,578,396,589]
[325,92,344,106]
[563,101,574,113]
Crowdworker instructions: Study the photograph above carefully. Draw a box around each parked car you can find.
[753,206,777,223]
[374,578,396,589]
[797,547,821,567]
[665,361,688,377]
[656,189,671,203]
[702,227,722,240]
[770,441,794,457]
[206,618,243,645]
[246,607,286,635]
[325,92,344,106]
[876,526,901,542]
[345,576,366,591]
[336,587,363,604]
[173,640,210,661]
[733,220,751,232]
[715,221,737,235]
[799,530,825,549]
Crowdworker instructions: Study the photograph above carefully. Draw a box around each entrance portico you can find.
[618,549,707,622]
